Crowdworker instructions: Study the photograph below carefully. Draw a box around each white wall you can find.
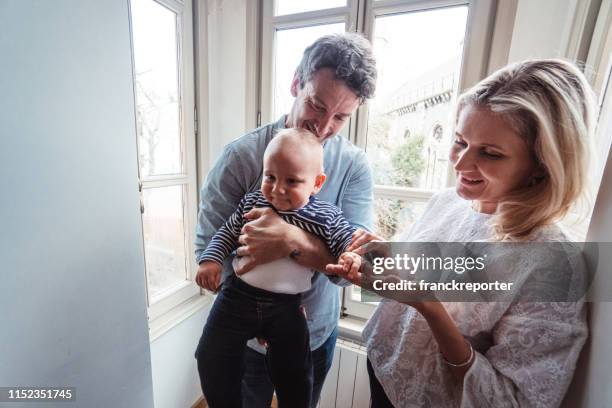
[562,143,612,407]
[206,0,250,163]
[507,0,577,62]
[150,307,210,408]
[0,1,154,406]
[562,14,612,401]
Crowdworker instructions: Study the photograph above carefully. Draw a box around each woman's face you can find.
[450,104,539,214]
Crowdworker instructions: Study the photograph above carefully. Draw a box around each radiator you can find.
[317,339,371,408]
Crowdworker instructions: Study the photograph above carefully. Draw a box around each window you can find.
[274,0,347,17]
[261,0,496,319]
[558,3,612,240]
[365,5,467,195]
[260,0,359,141]
[272,23,346,119]
[129,0,200,333]
[432,124,444,142]
[592,61,612,186]
[589,4,612,186]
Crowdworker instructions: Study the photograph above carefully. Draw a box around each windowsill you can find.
[147,293,365,344]
[149,293,213,342]
[338,315,367,343]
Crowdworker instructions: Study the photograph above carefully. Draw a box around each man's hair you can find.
[456,59,596,241]
[295,33,377,103]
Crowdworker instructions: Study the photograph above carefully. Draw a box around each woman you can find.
[328,59,596,407]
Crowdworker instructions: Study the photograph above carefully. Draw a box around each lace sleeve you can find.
[461,301,587,408]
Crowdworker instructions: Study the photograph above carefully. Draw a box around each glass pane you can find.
[142,186,188,299]
[131,0,183,177]
[374,197,427,240]
[275,0,345,16]
[366,6,469,190]
[350,285,369,302]
[273,23,345,119]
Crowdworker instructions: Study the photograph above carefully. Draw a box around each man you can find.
[195,32,377,407]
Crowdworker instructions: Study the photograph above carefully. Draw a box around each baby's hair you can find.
[265,128,325,172]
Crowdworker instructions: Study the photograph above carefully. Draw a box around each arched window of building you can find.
[432,124,443,142]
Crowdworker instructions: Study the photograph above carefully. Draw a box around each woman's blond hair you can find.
[456,59,596,240]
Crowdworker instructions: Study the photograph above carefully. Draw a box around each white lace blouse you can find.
[362,189,588,407]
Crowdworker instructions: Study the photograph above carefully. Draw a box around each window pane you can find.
[131,0,183,177]
[275,0,345,16]
[366,6,469,190]
[350,285,369,302]
[374,197,427,240]
[273,23,345,119]
[142,186,188,299]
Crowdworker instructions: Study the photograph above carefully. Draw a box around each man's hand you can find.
[235,207,295,274]
[195,261,223,292]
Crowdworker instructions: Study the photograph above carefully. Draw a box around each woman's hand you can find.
[346,228,383,252]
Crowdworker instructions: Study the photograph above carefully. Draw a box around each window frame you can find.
[550,0,612,240]
[260,0,361,126]
[582,0,612,226]
[128,0,204,340]
[260,0,498,320]
[585,0,612,172]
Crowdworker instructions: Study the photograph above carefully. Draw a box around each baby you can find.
[195,128,361,408]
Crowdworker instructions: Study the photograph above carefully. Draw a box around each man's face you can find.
[286,68,360,142]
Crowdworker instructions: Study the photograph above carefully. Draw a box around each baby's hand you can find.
[195,261,223,292]
[325,252,362,284]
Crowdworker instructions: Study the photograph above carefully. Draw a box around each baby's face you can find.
[261,148,325,211]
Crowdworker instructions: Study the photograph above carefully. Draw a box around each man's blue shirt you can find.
[195,115,374,351]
